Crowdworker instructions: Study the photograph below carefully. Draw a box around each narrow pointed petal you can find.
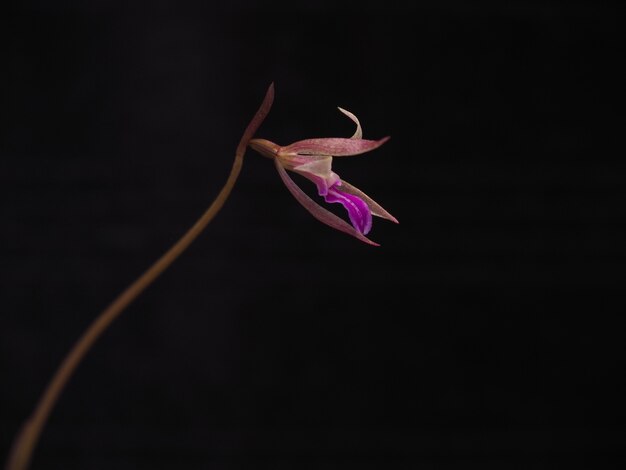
[325,185,373,235]
[281,136,390,157]
[338,180,399,224]
[274,159,379,246]
[337,107,362,139]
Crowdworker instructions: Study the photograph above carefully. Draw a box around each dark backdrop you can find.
[2,1,624,468]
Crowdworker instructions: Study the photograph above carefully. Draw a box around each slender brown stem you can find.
[6,83,275,470]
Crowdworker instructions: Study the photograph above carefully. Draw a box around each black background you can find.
[2,1,625,468]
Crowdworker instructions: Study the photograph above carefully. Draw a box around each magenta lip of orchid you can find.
[249,107,398,246]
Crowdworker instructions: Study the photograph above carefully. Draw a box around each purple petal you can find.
[280,136,390,157]
[325,185,373,235]
[338,180,399,224]
[274,159,379,246]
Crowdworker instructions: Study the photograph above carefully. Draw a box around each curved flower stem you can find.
[6,83,274,470]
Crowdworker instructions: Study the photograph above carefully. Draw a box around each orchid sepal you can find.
[280,136,390,158]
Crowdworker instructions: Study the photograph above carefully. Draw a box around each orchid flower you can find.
[249,107,398,246]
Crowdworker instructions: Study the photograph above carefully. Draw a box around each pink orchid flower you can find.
[249,107,398,246]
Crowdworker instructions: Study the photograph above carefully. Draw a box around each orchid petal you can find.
[337,107,362,139]
[338,180,399,224]
[325,185,373,235]
[281,136,390,157]
[274,159,379,246]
